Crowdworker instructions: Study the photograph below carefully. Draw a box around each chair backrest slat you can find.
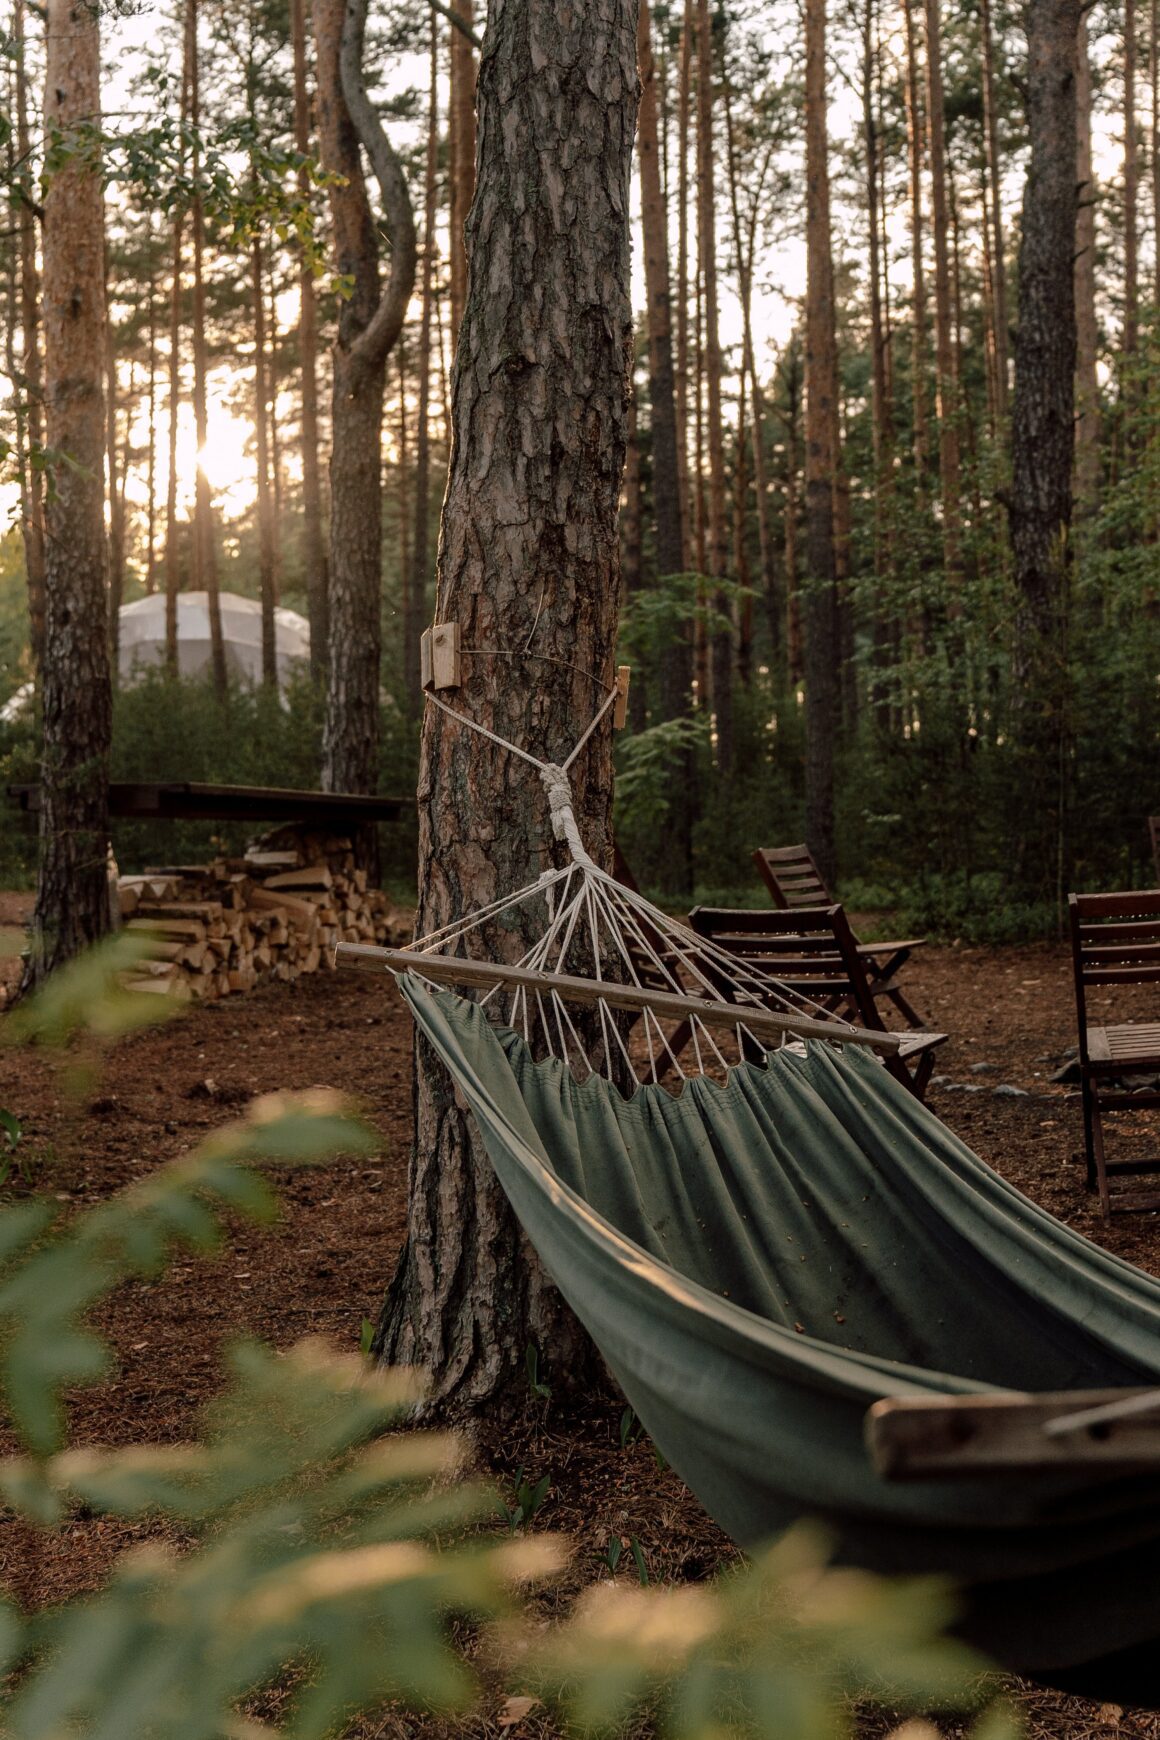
[688,904,882,1030]
[1068,890,1160,1062]
[753,845,832,911]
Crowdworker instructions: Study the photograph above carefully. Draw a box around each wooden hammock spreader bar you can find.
[865,1388,1160,1478]
[336,942,903,1054]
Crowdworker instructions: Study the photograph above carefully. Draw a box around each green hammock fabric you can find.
[401,976,1160,1701]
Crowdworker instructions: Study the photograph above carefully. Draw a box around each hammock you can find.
[343,683,1160,1703]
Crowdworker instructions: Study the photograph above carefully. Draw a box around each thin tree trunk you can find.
[105,258,125,673]
[924,0,962,591]
[188,0,226,696]
[1074,9,1100,512]
[676,0,693,566]
[980,0,1009,416]
[902,0,929,480]
[781,347,803,686]
[292,0,327,679]
[1009,0,1083,893]
[397,337,410,600]
[406,14,439,717]
[448,0,475,351]
[639,0,693,890]
[734,390,753,686]
[378,0,638,1416]
[145,242,158,595]
[1153,0,1160,304]
[697,0,732,771]
[14,0,46,674]
[252,237,278,688]
[314,0,416,869]
[804,0,838,887]
[724,77,777,664]
[1125,0,1140,359]
[25,0,112,986]
[865,0,894,718]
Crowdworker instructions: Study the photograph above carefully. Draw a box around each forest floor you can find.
[1,894,1159,1738]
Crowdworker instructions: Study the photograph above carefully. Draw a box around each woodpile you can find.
[116,828,410,1000]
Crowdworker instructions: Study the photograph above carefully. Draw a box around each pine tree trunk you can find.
[397,338,410,597]
[24,0,112,987]
[14,0,46,675]
[902,0,929,481]
[675,2,693,565]
[1125,0,1140,359]
[377,0,638,1417]
[1153,0,1160,304]
[406,16,439,719]
[639,0,693,890]
[804,0,838,888]
[924,0,962,590]
[780,346,804,686]
[145,248,158,595]
[1009,0,1082,862]
[1074,10,1100,512]
[980,0,1009,417]
[252,238,278,688]
[292,0,327,680]
[188,0,226,696]
[105,261,125,675]
[698,0,732,772]
[448,0,475,351]
[315,0,415,866]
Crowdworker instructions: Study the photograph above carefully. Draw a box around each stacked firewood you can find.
[116,829,409,1000]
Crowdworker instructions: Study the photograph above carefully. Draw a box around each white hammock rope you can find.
[353,681,873,1088]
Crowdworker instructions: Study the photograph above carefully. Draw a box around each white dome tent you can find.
[118,592,310,692]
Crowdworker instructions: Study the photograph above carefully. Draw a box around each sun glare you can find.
[124,370,260,523]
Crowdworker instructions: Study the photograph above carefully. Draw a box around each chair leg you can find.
[1080,1075,1097,1192]
[1090,1090,1112,1219]
[910,1050,936,1103]
[885,985,926,1028]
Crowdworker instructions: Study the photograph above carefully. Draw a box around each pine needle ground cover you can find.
[0,912,1157,1736]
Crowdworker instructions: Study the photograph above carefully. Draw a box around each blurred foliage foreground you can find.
[0,938,1017,1739]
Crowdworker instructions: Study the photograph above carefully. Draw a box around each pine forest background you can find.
[2,0,1158,941]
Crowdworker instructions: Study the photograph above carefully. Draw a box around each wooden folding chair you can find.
[1068,889,1160,1217]
[687,904,947,1101]
[753,846,928,1027]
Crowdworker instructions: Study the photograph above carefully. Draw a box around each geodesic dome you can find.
[118,591,310,692]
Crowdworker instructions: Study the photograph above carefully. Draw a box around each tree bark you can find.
[448,0,475,350]
[924,0,962,591]
[638,0,693,890]
[292,0,327,679]
[252,238,278,689]
[1125,0,1140,359]
[804,0,838,888]
[14,0,46,676]
[24,0,112,987]
[1074,9,1100,513]
[145,241,158,595]
[1011,0,1081,655]
[697,0,732,771]
[979,0,1009,417]
[902,0,929,481]
[314,0,416,861]
[186,0,226,697]
[377,0,639,1416]
[105,258,125,675]
[675,2,693,564]
[406,15,439,718]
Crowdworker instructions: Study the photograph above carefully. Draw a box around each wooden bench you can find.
[1068,889,1160,1217]
[687,904,947,1101]
[753,844,928,1027]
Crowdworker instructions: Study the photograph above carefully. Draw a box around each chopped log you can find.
[136,900,224,922]
[264,866,334,891]
[126,917,208,943]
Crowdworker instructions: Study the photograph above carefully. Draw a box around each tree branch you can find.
[340,0,417,382]
[428,0,482,50]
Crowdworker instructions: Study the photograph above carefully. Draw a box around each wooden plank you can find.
[336,943,903,1054]
[9,782,407,825]
[865,1389,1160,1478]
